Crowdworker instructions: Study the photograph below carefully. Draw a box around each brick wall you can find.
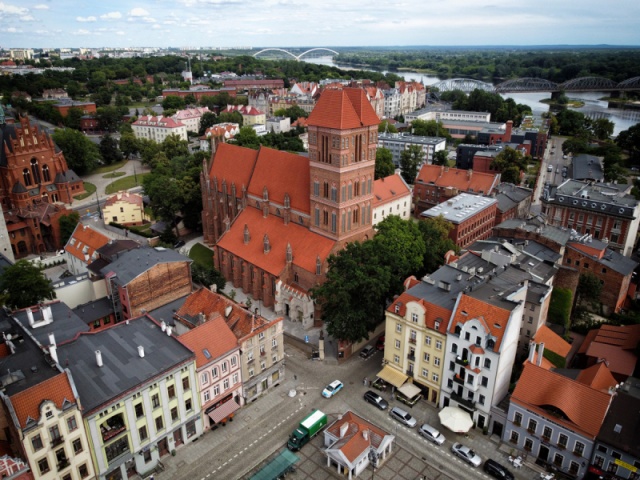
[126,262,192,316]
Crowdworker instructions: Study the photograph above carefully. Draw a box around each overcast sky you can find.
[1,0,639,49]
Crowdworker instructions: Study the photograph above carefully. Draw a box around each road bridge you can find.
[252,47,339,61]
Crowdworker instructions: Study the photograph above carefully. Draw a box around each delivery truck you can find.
[287,410,327,451]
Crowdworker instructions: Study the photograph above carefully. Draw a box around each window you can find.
[510,431,519,443]
[182,376,190,390]
[395,340,400,349]
[231,356,237,367]
[396,323,402,333]
[201,372,209,384]
[135,403,144,418]
[411,312,418,323]
[423,352,430,363]
[233,373,239,384]
[204,390,210,402]
[524,438,533,451]
[574,441,585,457]
[432,373,439,382]
[569,461,580,475]
[434,357,441,367]
[50,425,61,443]
[223,379,230,390]
[221,362,228,373]
[554,453,564,467]
[185,398,192,411]
[543,426,552,440]
[528,316,533,324]
[171,407,179,422]
[214,385,220,396]
[79,463,89,478]
[513,412,523,426]
[168,384,176,399]
[425,336,432,346]
[73,438,83,454]
[558,433,568,448]
[481,376,488,387]
[152,393,160,409]
[435,340,442,350]
[479,394,485,405]
[484,358,491,369]
[422,368,428,378]
[467,374,474,384]
[451,343,458,354]
[528,419,537,433]
[155,416,164,431]
[38,458,50,475]
[449,361,455,371]
[594,455,604,468]
[139,425,148,441]
[144,449,152,463]
[393,355,400,364]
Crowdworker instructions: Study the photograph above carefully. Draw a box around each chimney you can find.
[48,333,58,364]
[506,120,513,141]
[467,169,472,180]
[166,326,173,336]
[210,283,217,293]
[27,308,35,327]
[42,305,53,324]
[340,423,349,438]
[528,342,536,363]
[138,346,145,358]
[95,350,103,367]
[537,343,545,366]
[362,429,369,441]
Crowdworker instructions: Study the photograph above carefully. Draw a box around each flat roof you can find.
[378,133,446,146]
[421,193,497,224]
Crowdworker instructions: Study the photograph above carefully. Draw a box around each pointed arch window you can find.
[23,168,32,186]
[31,159,41,184]
[42,164,50,183]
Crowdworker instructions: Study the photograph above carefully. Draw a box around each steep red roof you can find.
[449,294,512,352]
[388,292,450,333]
[10,372,76,429]
[307,88,379,129]
[578,324,640,378]
[512,362,612,438]
[217,208,335,276]
[569,241,605,259]
[179,314,238,368]
[415,165,500,195]
[208,143,259,199]
[65,224,110,264]
[133,115,184,128]
[533,325,571,358]
[576,362,618,392]
[248,147,310,214]
[104,191,143,208]
[325,411,390,463]
[373,174,411,207]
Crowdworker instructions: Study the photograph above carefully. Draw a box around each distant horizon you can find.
[1,1,638,49]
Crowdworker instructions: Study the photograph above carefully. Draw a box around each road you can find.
[533,138,571,207]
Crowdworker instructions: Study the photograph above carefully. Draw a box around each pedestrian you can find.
[294,374,297,381]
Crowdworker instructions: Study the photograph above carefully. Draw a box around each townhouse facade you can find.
[371,174,412,225]
[131,115,188,142]
[222,105,266,126]
[172,107,210,134]
[102,192,146,226]
[64,223,110,276]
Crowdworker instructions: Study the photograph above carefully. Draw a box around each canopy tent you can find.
[438,406,474,433]
[250,449,299,480]
[375,365,408,388]
[207,400,240,424]
[397,382,421,399]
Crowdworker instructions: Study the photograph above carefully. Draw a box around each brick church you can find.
[201,88,380,329]
[0,110,84,259]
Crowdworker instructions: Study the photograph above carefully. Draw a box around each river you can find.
[303,56,639,136]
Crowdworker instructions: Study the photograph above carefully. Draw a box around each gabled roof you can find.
[577,324,640,378]
[133,115,185,128]
[373,174,411,207]
[533,325,571,358]
[248,147,310,214]
[512,362,612,438]
[103,191,143,208]
[208,142,259,199]
[568,241,638,276]
[179,315,238,368]
[65,223,110,264]
[387,292,450,334]
[449,294,512,352]
[325,411,391,463]
[100,246,191,285]
[217,207,335,276]
[10,372,76,429]
[415,164,500,195]
[576,362,618,392]
[597,386,640,456]
[307,88,379,129]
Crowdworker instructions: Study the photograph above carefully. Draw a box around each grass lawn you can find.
[189,243,214,268]
[105,173,150,195]
[93,160,129,174]
[74,182,97,200]
[102,171,126,179]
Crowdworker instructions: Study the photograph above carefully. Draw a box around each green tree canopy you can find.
[273,105,307,122]
[58,212,80,246]
[591,118,614,141]
[52,128,101,175]
[411,119,450,139]
[119,132,140,159]
[616,124,640,162]
[490,146,528,184]
[99,134,124,165]
[162,95,186,110]
[0,260,56,310]
[378,120,398,133]
[198,111,218,136]
[375,147,395,179]
[417,216,458,276]
[231,126,261,150]
[432,150,449,166]
[400,144,424,185]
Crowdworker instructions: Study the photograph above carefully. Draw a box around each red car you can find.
[376,336,385,351]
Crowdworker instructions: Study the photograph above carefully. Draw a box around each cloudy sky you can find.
[1,0,639,48]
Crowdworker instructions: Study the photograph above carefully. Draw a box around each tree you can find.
[399,145,424,185]
[411,119,450,139]
[432,150,449,166]
[311,241,392,343]
[562,137,589,155]
[216,111,243,126]
[162,95,185,110]
[417,216,458,276]
[96,106,127,133]
[378,120,397,133]
[58,212,80,246]
[616,124,640,162]
[161,134,189,159]
[375,148,395,179]
[273,105,307,123]
[231,126,261,150]
[198,112,217,136]
[554,109,590,137]
[490,146,528,184]
[591,118,614,141]
[0,260,56,310]
[191,263,226,292]
[51,128,101,175]
[100,134,123,165]
[576,272,602,310]
[64,107,83,130]
[119,132,140,159]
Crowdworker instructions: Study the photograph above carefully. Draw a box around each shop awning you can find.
[207,400,240,424]
[376,365,408,388]
[398,382,421,399]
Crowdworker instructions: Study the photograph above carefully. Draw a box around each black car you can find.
[360,345,375,359]
[363,390,389,410]
[174,240,186,249]
[483,459,514,480]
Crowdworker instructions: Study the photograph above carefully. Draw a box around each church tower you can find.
[306,88,380,246]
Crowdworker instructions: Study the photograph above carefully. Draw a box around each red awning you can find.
[208,400,240,424]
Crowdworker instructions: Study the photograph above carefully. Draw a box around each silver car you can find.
[418,423,445,445]
[389,406,417,428]
[452,442,482,467]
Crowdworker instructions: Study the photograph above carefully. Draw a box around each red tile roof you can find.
[307,88,379,130]
[248,147,310,214]
[373,174,411,207]
[179,314,238,368]
[576,362,618,392]
[208,143,259,199]
[10,372,76,429]
[449,294,511,351]
[103,191,143,208]
[533,325,571,358]
[388,292,451,333]
[325,411,390,463]
[416,165,500,195]
[512,362,612,438]
[133,115,184,128]
[578,324,640,377]
[65,224,110,264]
[217,207,335,276]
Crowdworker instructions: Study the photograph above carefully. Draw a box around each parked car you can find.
[174,240,186,249]
[375,335,385,351]
[451,443,482,467]
[360,345,375,359]
[322,380,344,398]
[389,407,417,428]
[418,423,446,445]
[547,164,553,172]
[483,459,514,480]
[363,390,389,410]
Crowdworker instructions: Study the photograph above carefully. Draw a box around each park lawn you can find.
[189,243,214,268]
[74,182,97,200]
[105,173,150,195]
[93,160,128,174]
[102,171,126,179]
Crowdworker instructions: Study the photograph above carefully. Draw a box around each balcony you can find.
[247,357,255,364]
[451,391,476,410]
[101,424,126,443]
[50,435,64,448]
[453,374,465,385]
[260,351,266,357]
[407,353,415,361]
[455,356,469,367]
[408,338,416,345]
[57,458,70,471]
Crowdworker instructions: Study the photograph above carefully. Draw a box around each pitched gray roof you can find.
[100,246,192,285]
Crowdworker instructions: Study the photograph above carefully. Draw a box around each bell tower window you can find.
[23,168,32,186]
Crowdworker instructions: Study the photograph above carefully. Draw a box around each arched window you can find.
[23,168,32,186]
[31,159,41,184]
[42,164,50,183]
[484,358,491,369]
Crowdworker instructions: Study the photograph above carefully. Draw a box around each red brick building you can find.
[420,193,498,248]
[0,114,84,258]
[51,100,97,118]
[201,88,379,328]
[223,79,284,91]
[413,165,500,215]
[162,87,237,102]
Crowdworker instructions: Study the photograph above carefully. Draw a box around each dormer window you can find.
[454,325,462,335]
[394,303,401,313]
[486,339,496,350]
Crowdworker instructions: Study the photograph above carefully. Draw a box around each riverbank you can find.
[540,99,585,108]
